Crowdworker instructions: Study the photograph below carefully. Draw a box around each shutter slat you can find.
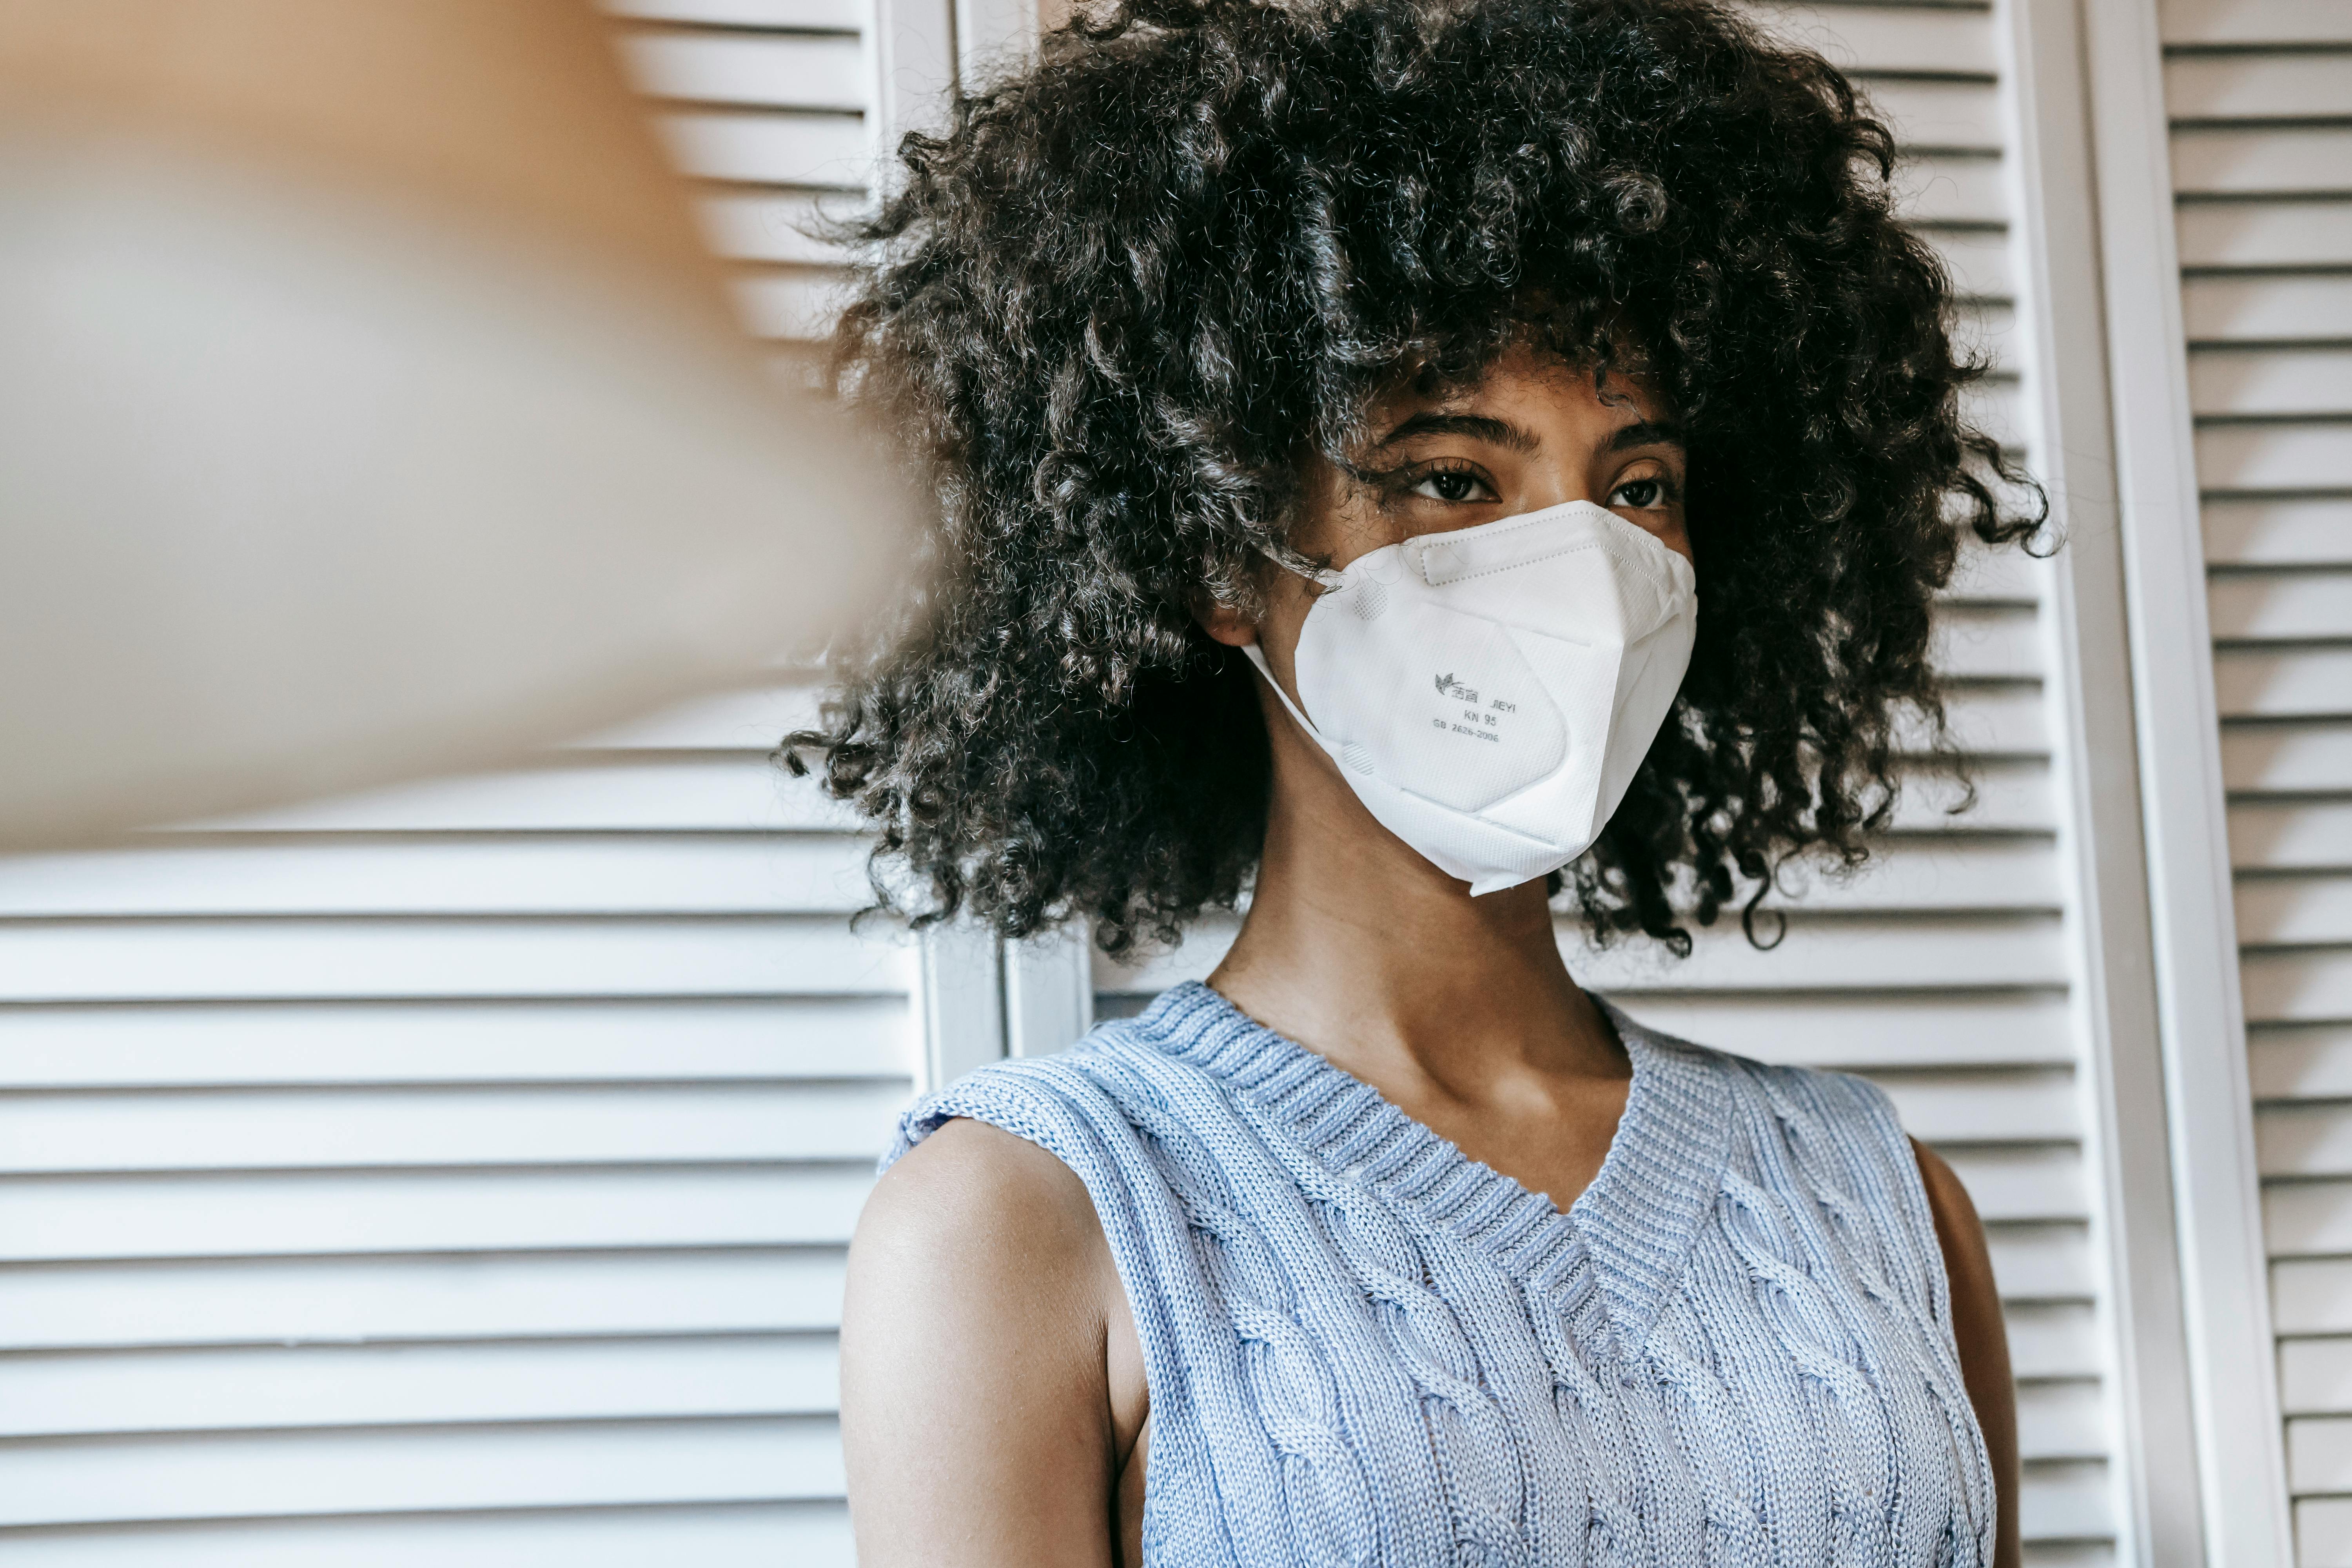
[2297,1498,2352,1560]
[2018,1380,2108,1461]
[622,33,866,110]
[1929,1145,2087,1221]
[2019,1461,2115,1546]
[2166,54,2352,120]
[2007,1302,2105,1380]
[185,760,862,834]
[608,0,868,27]
[0,919,916,1004]
[2240,951,2352,1024]
[0,1335,840,1438]
[570,681,817,748]
[0,1083,911,1175]
[656,111,867,187]
[1985,1223,2096,1301]
[2238,875,2352,945]
[0,1168,873,1263]
[2279,1335,2352,1415]
[1955,301,2022,375]
[1951,539,2050,605]
[0,1418,846,1529]
[2205,499,2352,568]
[1894,155,2007,227]
[1747,3,2000,77]
[1759,838,2064,911]
[0,837,875,917]
[0,1501,853,1568]
[2253,1026,2352,1100]
[2190,348,2352,418]
[2289,1416,2352,1493]
[695,192,848,264]
[2183,276,2352,342]
[0,999,913,1088]
[2233,805,2352,872]
[1928,684,2050,753]
[1933,604,2043,680]
[1864,78,2002,152]
[1872,1071,2083,1146]
[2162,0,2352,47]
[2195,426,2352,494]
[1781,760,2058,831]
[2261,1104,2352,1178]
[2211,572,2352,640]
[2217,650,2352,720]
[2264,1180,2352,1255]
[2171,128,2352,198]
[1962,377,2027,450]
[1926,227,2014,301]
[2178,199,2352,272]
[0,1250,849,1352]
[731,267,852,340]
[2223,723,2352,793]
[2278,1259,2352,1332]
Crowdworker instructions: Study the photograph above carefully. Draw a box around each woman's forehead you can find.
[1371,349,1673,426]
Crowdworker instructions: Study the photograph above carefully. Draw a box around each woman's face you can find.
[1201,345,1690,677]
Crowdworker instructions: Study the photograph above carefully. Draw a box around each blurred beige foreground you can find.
[0,0,911,850]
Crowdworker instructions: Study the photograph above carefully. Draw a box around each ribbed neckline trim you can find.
[1128,980,1729,1352]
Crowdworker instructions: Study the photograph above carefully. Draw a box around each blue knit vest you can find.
[887,981,1994,1566]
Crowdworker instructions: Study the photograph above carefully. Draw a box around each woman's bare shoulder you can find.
[857,1115,1105,1282]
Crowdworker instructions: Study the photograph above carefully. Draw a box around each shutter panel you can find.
[0,9,907,1564]
[1091,5,2126,1559]
[2161,2,2352,1559]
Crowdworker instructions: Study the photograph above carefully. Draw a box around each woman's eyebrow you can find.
[1371,412,1540,453]
[1606,419,1685,453]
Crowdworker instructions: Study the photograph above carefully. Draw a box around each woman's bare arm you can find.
[841,1116,1123,1568]
[1913,1137,2022,1568]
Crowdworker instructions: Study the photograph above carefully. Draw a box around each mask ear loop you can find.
[1238,642,1331,749]
[1237,546,1345,750]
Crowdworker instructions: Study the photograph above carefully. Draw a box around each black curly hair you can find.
[784,0,2043,958]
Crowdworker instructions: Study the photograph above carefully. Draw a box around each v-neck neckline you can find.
[1129,980,1730,1353]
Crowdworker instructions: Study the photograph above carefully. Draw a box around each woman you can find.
[793,0,2038,1562]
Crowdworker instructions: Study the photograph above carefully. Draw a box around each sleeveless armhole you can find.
[1808,1065,1962,1342]
[882,1050,1239,1568]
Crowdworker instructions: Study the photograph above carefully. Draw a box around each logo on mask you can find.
[1434,672,1479,704]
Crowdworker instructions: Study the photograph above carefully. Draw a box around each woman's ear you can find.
[1188,577,1261,649]
[1193,596,1259,649]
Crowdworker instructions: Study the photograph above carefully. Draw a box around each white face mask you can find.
[1243,499,1697,895]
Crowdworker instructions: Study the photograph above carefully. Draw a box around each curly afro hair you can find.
[784,0,2043,958]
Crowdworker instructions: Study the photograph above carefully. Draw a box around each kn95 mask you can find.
[1242,499,1697,895]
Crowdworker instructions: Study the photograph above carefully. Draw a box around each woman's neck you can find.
[1205,737,1628,1109]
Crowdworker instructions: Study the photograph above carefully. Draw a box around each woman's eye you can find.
[1610,476,1668,509]
[1412,470,1491,503]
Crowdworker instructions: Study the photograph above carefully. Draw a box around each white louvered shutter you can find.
[0,6,929,1564]
[1086,4,2126,1558]
[2157,1,2352,1559]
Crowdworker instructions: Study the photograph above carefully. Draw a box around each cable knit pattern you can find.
[886,981,1994,1567]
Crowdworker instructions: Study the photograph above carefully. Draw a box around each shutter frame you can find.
[2077,0,2297,1562]
[2000,0,2216,1560]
